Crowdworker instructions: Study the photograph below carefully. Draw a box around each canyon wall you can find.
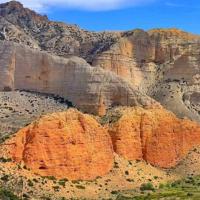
[93,29,200,122]
[0,41,156,115]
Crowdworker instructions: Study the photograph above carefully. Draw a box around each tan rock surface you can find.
[7,109,114,180]
[108,107,200,168]
[0,41,157,115]
[93,29,200,122]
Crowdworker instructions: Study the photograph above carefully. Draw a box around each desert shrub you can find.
[33,178,38,183]
[0,188,20,200]
[45,176,56,181]
[140,182,155,191]
[27,179,34,187]
[126,178,134,182]
[23,193,30,199]
[58,180,66,187]
[125,171,129,175]
[76,185,85,189]
[72,180,80,184]
[60,197,67,200]
[111,190,119,195]
[153,176,158,180]
[114,162,119,168]
[1,175,9,182]
[53,186,60,192]
[0,157,12,162]
[100,110,122,125]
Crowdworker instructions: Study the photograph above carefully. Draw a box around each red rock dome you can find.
[9,109,114,180]
[109,107,200,168]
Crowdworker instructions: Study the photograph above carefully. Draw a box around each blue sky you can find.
[3,0,200,34]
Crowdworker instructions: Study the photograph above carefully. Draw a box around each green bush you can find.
[140,182,155,191]
[159,183,165,189]
[58,180,66,187]
[1,174,9,182]
[171,180,181,188]
[0,157,12,162]
[53,186,60,192]
[111,190,119,195]
[76,185,85,189]
[44,176,56,181]
[0,188,20,200]
[27,179,34,187]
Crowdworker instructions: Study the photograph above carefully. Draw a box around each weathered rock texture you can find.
[7,109,114,180]
[0,1,200,122]
[3,106,200,179]
[108,107,200,168]
[93,29,200,122]
[0,41,157,115]
[0,1,119,60]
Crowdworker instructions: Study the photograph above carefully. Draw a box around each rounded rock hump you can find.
[109,107,200,168]
[9,109,114,180]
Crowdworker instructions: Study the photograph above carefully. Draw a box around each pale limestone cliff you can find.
[0,41,157,115]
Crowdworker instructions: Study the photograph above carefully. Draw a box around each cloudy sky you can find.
[1,0,200,33]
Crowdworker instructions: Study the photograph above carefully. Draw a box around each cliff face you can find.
[7,109,114,180]
[108,107,200,168]
[93,29,200,122]
[0,41,157,115]
[0,1,199,122]
[2,107,200,180]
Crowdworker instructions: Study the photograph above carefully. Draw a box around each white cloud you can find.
[0,0,155,12]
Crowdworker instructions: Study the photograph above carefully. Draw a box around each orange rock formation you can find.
[8,109,114,180]
[109,107,200,168]
[4,106,200,180]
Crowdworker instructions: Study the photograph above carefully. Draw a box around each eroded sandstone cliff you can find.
[2,107,200,180]
[6,109,114,180]
[108,107,200,168]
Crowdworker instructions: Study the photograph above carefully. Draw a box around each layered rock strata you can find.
[0,41,157,115]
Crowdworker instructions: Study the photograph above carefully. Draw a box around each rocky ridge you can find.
[0,1,199,122]
[0,1,119,61]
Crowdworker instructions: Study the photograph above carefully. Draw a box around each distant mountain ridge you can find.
[0,1,200,122]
